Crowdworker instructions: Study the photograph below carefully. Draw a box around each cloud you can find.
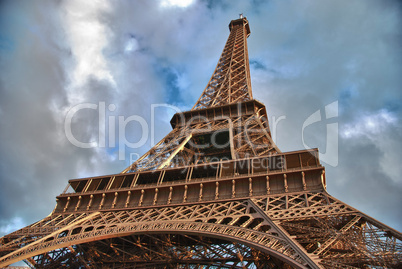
[160,0,196,9]
[61,0,116,93]
[341,109,397,139]
[0,217,25,236]
[341,109,401,183]
[0,0,401,239]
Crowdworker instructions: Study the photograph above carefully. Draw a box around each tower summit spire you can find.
[192,16,252,110]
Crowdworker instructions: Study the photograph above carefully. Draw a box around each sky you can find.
[0,0,401,238]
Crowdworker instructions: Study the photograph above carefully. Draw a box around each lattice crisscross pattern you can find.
[193,18,253,110]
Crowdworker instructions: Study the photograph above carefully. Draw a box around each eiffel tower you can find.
[1,16,401,269]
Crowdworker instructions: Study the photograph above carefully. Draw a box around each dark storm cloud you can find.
[0,0,401,238]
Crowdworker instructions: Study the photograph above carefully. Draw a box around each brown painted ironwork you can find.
[1,17,401,268]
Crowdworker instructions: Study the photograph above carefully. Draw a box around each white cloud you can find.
[341,109,401,183]
[0,217,25,236]
[341,109,397,139]
[160,0,195,8]
[124,36,139,53]
[62,0,116,102]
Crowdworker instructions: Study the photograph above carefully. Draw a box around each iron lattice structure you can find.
[1,17,401,269]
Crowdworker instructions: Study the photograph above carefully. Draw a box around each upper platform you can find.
[229,17,251,37]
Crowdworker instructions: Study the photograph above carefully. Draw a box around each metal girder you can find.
[1,199,316,268]
[2,189,401,267]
